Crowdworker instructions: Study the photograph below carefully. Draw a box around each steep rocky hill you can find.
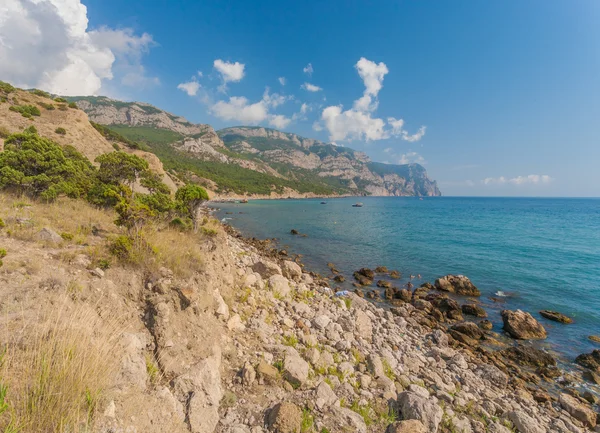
[69,97,441,198]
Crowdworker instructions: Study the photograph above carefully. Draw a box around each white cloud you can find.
[278,77,286,85]
[269,114,291,129]
[398,151,426,165]
[177,78,200,96]
[303,63,313,76]
[210,88,290,127]
[213,59,245,91]
[0,0,157,96]
[197,71,203,77]
[317,58,425,142]
[483,175,553,185]
[300,103,310,114]
[301,82,322,92]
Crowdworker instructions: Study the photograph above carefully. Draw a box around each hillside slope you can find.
[70,97,441,198]
[0,85,176,191]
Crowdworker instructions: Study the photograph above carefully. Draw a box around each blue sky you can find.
[2,1,599,196]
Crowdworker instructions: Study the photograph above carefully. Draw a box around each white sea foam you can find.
[495,291,508,297]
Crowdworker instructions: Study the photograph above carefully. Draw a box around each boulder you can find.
[290,229,299,235]
[575,349,600,372]
[36,227,63,243]
[282,260,302,281]
[355,267,375,279]
[398,289,412,302]
[506,410,545,433]
[377,279,392,288]
[539,310,572,324]
[283,354,309,387]
[386,420,427,433]
[332,407,367,433]
[333,275,345,283]
[583,370,600,385]
[559,393,597,428]
[353,272,373,286]
[501,310,547,340]
[462,303,487,318]
[501,345,556,367]
[396,391,443,432]
[375,266,388,273]
[413,299,432,313]
[268,275,291,297]
[354,310,373,341]
[475,364,508,389]
[267,402,302,433]
[589,335,600,344]
[390,270,401,279]
[478,320,493,330]
[253,260,282,278]
[314,381,338,410]
[451,322,484,340]
[434,275,481,296]
[256,361,279,381]
[241,361,256,386]
[437,297,460,313]
[312,314,331,331]
[366,354,385,378]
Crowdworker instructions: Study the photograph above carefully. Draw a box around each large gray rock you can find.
[355,310,373,341]
[173,349,222,433]
[366,354,385,378]
[269,275,291,297]
[506,410,545,433]
[559,393,597,428]
[314,381,338,410]
[332,407,367,433]
[475,364,508,389]
[36,227,63,243]
[282,260,302,281]
[434,275,480,296]
[396,391,443,432]
[252,260,282,278]
[283,354,309,387]
[501,310,547,340]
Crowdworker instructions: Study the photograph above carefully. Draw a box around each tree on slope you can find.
[175,184,209,231]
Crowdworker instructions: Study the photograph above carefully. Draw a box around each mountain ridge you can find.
[68,97,442,198]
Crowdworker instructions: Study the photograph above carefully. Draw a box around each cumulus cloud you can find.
[214,59,245,91]
[301,82,322,92]
[0,0,157,96]
[300,103,310,114]
[278,77,286,85]
[303,63,314,76]
[483,175,553,185]
[398,152,426,165]
[210,88,291,127]
[177,79,200,96]
[317,58,425,142]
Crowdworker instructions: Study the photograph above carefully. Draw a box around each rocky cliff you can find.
[70,97,441,198]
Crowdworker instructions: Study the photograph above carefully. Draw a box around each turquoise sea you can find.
[215,197,600,360]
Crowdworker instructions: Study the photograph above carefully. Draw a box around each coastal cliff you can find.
[69,97,442,198]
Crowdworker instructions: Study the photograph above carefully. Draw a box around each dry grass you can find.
[0,300,122,432]
[0,195,117,246]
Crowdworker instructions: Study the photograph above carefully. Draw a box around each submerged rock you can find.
[390,270,401,279]
[434,275,481,296]
[589,335,600,344]
[501,309,547,340]
[576,349,600,372]
[377,280,392,288]
[375,266,388,273]
[353,272,373,286]
[539,310,573,324]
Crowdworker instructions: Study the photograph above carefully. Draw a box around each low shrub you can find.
[0,126,9,138]
[9,104,41,118]
[53,97,67,103]
[108,235,133,260]
[68,102,78,109]
[30,89,51,98]
[38,101,55,110]
[55,127,67,135]
[0,80,15,94]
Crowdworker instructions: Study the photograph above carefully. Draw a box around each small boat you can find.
[320,201,327,204]
[352,202,363,207]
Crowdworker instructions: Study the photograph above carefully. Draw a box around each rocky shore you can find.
[215,225,600,433]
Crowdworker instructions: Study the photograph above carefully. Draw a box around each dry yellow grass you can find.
[0,300,123,432]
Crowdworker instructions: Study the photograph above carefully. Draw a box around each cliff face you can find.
[70,97,441,197]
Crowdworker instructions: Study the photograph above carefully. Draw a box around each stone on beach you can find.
[559,393,597,428]
[501,309,547,340]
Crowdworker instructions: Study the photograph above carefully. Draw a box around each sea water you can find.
[215,197,600,359]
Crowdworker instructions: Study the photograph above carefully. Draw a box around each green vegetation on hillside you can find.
[90,122,145,150]
[108,125,183,146]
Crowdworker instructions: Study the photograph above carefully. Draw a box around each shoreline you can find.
[220,222,600,432]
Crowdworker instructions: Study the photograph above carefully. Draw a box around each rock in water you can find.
[589,335,600,344]
[501,345,556,367]
[462,303,487,318]
[434,275,481,296]
[576,349,600,372]
[355,267,375,279]
[501,309,547,340]
[539,310,573,324]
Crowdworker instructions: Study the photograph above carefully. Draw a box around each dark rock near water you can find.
[501,345,556,367]
[539,310,573,324]
[377,280,392,289]
[537,366,561,379]
[356,268,375,279]
[478,320,493,331]
[290,229,299,235]
[451,322,484,340]
[390,270,401,279]
[446,309,464,322]
[462,303,487,318]
[353,272,373,286]
[434,275,481,296]
[437,297,460,313]
[413,299,433,313]
[501,309,547,340]
[583,370,600,385]
[375,266,388,273]
[589,335,600,344]
[385,287,398,300]
[576,350,600,372]
[398,289,412,303]
[333,275,345,283]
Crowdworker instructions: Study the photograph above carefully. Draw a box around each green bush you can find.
[9,104,41,118]
[57,104,68,111]
[54,97,67,103]
[0,218,5,228]
[0,248,6,267]
[55,127,67,135]
[109,235,133,260]
[30,89,51,98]
[0,126,9,138]
[0,81,16,94]
[23,125,37,134]
[175,184,209,229]
[38,101,55,110]
[60,232,74,241]
[68,102,78,109]
[90,122,143,150]
[169,217,192,231]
